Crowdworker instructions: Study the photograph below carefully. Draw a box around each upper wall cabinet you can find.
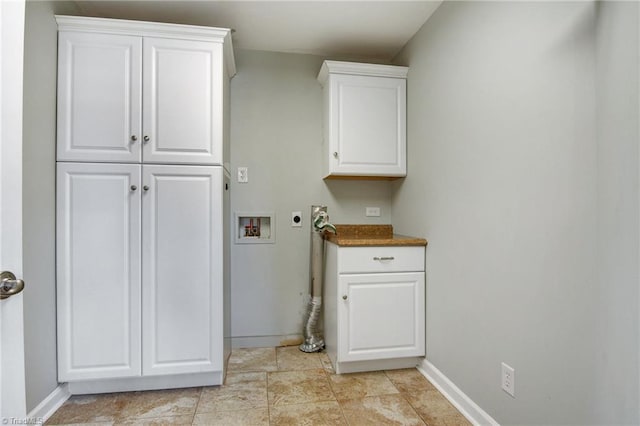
[318,61,408,179]
[56,16,236,165]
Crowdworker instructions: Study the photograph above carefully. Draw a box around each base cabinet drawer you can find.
[338,246,424,273]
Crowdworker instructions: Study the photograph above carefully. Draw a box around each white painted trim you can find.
[67,371,223,395]
[335,357,420,374]
[55,15,230,40]
[637,2,640,423]
[318,60,408,84]
[54,15,236,77]
[418,359,499,426]
[27,383,70,424]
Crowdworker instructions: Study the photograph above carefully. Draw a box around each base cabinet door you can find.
[337,272,425,362]
[57,162,142,381]
[142,165,223,375]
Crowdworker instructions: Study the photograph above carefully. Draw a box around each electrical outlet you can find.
[291,211,302,227]
[237,167,248,183]
[365,207,381,217]
[501,362,515,397]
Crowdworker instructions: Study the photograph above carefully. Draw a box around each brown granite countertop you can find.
[324,224,427,247]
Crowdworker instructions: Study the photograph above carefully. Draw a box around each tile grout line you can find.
[190,386,204,425]
[383,369,429,426]
[267,346,275,426]
[322,355,350,425]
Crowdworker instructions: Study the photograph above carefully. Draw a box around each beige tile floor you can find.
[46,347,471,425]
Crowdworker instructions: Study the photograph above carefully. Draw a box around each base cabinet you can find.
[57,163,224,383]
[325,243,425,374]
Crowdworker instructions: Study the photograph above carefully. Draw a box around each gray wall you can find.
[229,49,392,345]
[392,1,638,423]
[22,0,79,412]
[594,1,639,423]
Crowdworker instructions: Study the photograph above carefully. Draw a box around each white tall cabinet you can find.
[55,16,235,393]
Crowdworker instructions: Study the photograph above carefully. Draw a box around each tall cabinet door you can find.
[57,162,142,381]
[57,32,142,162]
[337,272,425,362]
[142,165,223,375]
[143,38,223,165]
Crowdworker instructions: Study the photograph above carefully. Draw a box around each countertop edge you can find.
[324,233,428,247]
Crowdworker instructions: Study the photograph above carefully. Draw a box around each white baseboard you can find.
[418,359,499,426]
[27,383,71,423]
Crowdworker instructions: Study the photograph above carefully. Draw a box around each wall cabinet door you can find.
[57,32,142,163]
[56,162,142,381]
[142,165,223,375]
[337,272,425,362]
[327,74,406,178]
[142,38,223,165]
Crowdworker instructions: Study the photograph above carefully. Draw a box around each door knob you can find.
[0,271,25,300]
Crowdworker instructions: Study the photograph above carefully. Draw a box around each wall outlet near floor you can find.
[365,206,381,217]
[501,362,515,397]
[237,167,248,183]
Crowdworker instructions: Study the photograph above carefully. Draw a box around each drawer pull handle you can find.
[373,256,395,261]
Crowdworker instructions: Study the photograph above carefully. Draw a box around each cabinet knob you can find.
[131,135,137,142]
[333,152,339,159]
[342,295,348,300]
[143,185,149,191]
[143,135,150,143]
[130,185,137,191]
